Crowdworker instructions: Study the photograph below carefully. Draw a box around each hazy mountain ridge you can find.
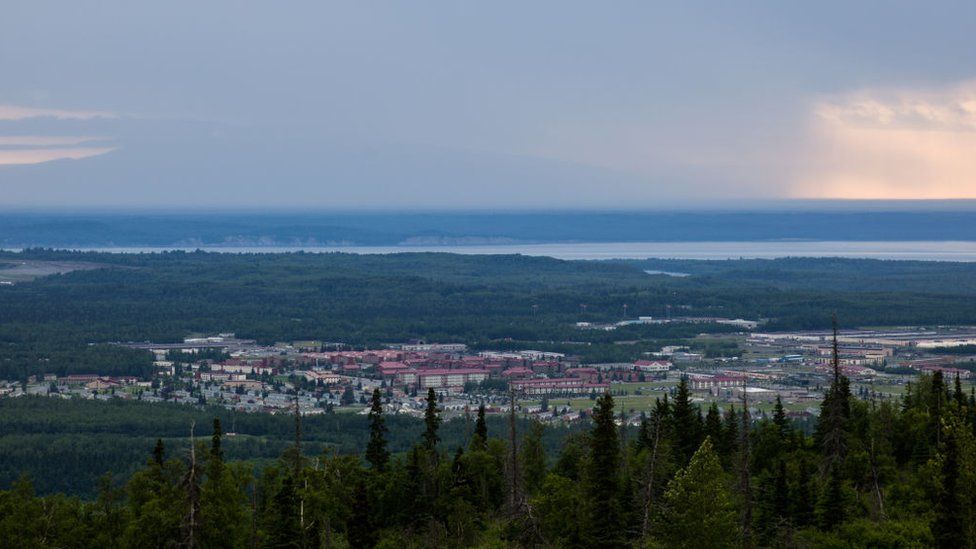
[6,210,976,248]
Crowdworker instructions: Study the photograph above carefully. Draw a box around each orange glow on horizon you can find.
[0,147,116,166]
[791,81,976,200]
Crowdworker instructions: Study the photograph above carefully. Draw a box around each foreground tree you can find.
[423,388,441,452]
[656,437,738,549]
[347,480,375,549]
[520,420,547,496]
[365,389,389,471]
[932,415,976,549]
[584,392,625,548]
[672,377,701,465]
[471,403,488,452]
[200,418,249,549]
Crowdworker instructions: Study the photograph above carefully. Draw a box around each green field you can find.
[526,379,821,415]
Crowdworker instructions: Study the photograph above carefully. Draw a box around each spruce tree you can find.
[347,480,375,549]
[584,392,625,548]
[953,373,965,409]
[721,404,739,463]
[471,402,488,452]
[969,389,976,439]
[201,418,247,549]
[657,438,738,549]
[817,315,850,473]
[265,475,302,549]
[153,438,166,466]
[704,402,723,446]
[209,418,223,471]
[814,320,850,533]
[124,442,185,546]
[520,421,547,496]
[772,459,789,523]
[738,385,754,546]
[672,376,700,465]
[773,396,789,441]
[933,419,965,549]
[756,459,791,546]
[365,389,389,471]
[423,388,441,452]
[791,458,814,527]
[816,466,846,531]
[636,417,653,453]
[931,371,947,450]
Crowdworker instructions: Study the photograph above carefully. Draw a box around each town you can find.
[5,324,975,428]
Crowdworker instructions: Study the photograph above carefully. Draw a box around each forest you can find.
[3,368,975,548]
[5,250,976,380]
[0,397,573,497]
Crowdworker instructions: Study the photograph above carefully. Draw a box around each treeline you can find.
[0,397,575,497]
[5,251,976,379]
[0,344,154,382]
[627,257,976,295]
[4,371,976,548]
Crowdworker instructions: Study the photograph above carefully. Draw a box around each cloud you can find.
[0,146,117,166]
[0,135,108,146]
[0,106,120,166]
[0,104,118,121]
[0,134,116,165]
[792,81,976,199]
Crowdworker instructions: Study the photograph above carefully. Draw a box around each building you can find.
[918,365,972,379]
[479,350,565,361]
[689,376,743,391]
[302,371,342,384]
[378,361,410,377]
[501,367,534,379]
[212,362,276,376]
[591,363,635,372]
[59,374,100,385]
[565,367,600,382]
[412,368,488,390]
[86,378,121,390]
[634,360,671,372]
[223,380,264,391]
[400,343,468,353]
[510,377,609,396]
[814,364,878,378]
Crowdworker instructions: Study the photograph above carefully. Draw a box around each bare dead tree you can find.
[293,393,303,477]
[507,385,522,512]
[869,435,887,520]
[181,420,200,549]
[639,415,662,544]
[293,393,308,548]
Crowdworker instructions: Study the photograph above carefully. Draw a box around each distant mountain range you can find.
[4,210,976,248]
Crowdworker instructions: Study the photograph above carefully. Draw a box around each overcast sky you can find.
[2,1,975,209]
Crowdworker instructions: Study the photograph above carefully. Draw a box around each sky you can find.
[1,1,975,209]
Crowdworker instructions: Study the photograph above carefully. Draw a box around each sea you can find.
[47,240,976,261]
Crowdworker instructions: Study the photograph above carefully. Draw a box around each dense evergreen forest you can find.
[0,397,573,497]
[3,371,976,548]
[4,250,976,380]
[627,257,976,294]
